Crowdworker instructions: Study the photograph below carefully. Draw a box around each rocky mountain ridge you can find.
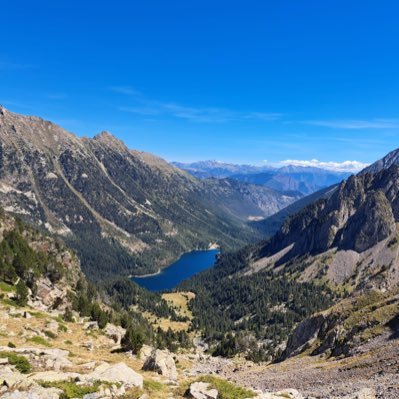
[0,106,301,278]
[251,164,399,292]
[173,159,351,195]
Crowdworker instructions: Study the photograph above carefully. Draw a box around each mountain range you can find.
[181,147,399,367]
[0,106,303,278]
[0,106,398,398]
[173,160,351,195]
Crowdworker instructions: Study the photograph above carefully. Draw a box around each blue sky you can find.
[1,1,398,170]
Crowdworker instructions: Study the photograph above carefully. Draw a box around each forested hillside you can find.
[0,107,301,279]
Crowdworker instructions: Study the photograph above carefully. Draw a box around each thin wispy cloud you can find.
[119,98,281,123]
[109,86,141,96]
[279,159,368,173]
[302,119,399,129]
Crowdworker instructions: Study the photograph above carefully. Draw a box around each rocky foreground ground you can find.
[0,291,398,399]
[191,330,399,399]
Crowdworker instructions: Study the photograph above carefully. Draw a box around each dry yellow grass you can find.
[0,299,187,399]
[161,292,195,320]
[140,292,196,332]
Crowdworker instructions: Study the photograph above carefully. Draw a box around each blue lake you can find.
[132,249,219,292]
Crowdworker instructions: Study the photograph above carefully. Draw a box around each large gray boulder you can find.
[142,349,177,380]
[86,362,143,388]
[0,385,62,399]
[103,323,126,344]
[189,382,218,399]
[255,389,303,399]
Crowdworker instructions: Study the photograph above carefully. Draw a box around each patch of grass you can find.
[53,315,65,323]
[0,351,31,374]
[1,298,17,307]
[182,376,256,399]
[58,323,68,333]
[201,376,256,399]
[39,380,101,399]
[0,281,15,292]
[28,311,47,319]
[143,379,164,392]
[7,342,16,348]
[64,340,73,345]
[27,336,52,347]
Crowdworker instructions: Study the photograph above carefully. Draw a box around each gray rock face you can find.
[281,314,327,360]
[0,107,280,278]
[142,349,177,380]
[189,382,218,399]
[0,386,62,399]
[86,362,143,388]
[258,166,399,273]
[103,323,126,344]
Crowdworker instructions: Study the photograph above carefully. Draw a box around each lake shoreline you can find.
[132,248,220,292]
[130,268,161,278]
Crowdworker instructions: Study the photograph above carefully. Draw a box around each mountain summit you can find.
[0,108,301,278]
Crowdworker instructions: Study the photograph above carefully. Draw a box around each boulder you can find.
[104,323,126,344]
[86,362,143,388]
[142,349,177,380]
[0,347,73,371]
[83,321,99,330]
[34,278,68,310]
[255,389,303,399]
[0,367,27,388]
[271,389,303,399]
[0,384,62,399]
[28,371,81,382]
[188,382,218,399]
[139,344,153,361]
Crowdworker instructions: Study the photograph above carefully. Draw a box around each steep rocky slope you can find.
[250,184,338,237]
[0,106,300,278]
[180,149,399,368]
[252,165,399,291]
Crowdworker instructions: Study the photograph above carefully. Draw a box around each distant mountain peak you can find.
[361,147,399,174]
[93,130,127,151]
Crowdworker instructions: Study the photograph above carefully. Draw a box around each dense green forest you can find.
[179,247,334,361]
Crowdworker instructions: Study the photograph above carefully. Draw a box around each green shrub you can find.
[15,280,28,306]
[197,376,255,399]
[121,326,144,354]
[0,351,31,374]
[7,342,16,348]
[38,380,100,399]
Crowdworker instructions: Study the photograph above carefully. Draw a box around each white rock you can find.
[28,371,81,382]
[189,381,218,399]
[0,367,28,388]
[142,349,177,380]
[86,362,143,388]
[83,321,99,330]
[139,344,154,361]
[104,323,126,344]
[0,384,62,399]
